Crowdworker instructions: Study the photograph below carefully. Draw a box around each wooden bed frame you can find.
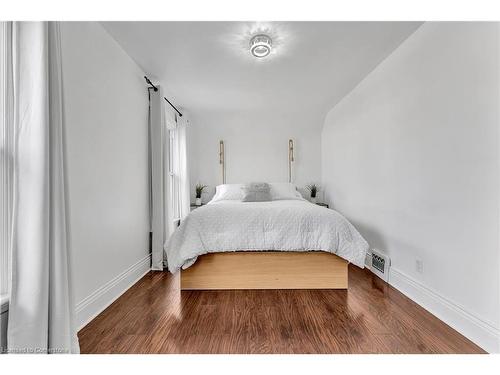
[180,251,348,290]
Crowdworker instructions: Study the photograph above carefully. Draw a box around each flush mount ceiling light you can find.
[249,34,272,58]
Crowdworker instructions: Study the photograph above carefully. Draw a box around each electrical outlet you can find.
[416,258,424,274]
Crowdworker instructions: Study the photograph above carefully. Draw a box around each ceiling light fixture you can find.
[250,34,272,58]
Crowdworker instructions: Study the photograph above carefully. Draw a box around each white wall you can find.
[61,22,150,328]
[188,109,322,201]
[321,22,500,352]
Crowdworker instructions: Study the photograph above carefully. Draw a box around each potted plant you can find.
[306,183,320,204]
[195,183,208,206]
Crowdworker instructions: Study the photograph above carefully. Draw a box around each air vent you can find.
[370,249,390,282]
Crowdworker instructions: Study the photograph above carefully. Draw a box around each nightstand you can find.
[316,202,329,208]
[190,204,204,211]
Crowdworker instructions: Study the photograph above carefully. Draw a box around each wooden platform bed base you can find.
[180,251,348,290]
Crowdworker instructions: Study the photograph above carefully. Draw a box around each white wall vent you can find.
[370,249,391,282]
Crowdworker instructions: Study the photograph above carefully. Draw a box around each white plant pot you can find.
[310,197,317,204]
[195,198,202,206]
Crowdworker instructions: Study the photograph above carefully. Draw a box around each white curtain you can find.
[150,87,166,271]
[165,107,190,220]
[6,22,79,353]
[163,100,176,246]
[1,22,14,304]
[150,98,190,271]
[176,113,191,220]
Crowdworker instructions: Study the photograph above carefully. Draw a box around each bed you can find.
[164,183,369,290]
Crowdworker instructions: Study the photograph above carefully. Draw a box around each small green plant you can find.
[305,183,319,198]
[195,184,208,199]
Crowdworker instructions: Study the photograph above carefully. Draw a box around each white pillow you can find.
[269,182,304,201]
[209,182,304,203]
[209,184,244,203]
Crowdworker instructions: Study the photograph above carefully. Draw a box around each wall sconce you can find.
[219,140,226,184]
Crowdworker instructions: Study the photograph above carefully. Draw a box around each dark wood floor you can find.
[78,265,485,354]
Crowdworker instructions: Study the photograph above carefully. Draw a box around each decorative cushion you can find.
[241,182,272,202]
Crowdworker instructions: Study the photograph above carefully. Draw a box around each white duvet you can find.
[164,199,369,272]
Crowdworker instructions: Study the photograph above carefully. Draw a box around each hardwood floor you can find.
[78,265,485,354]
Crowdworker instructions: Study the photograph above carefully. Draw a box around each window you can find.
[168,123,181,222]
[1,22,13,302]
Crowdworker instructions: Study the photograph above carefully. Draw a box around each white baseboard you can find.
[75,254,151,330]
[364,252,372,269]
[389,267,500,353]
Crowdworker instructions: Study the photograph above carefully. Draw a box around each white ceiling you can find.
[102,22,421,123]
